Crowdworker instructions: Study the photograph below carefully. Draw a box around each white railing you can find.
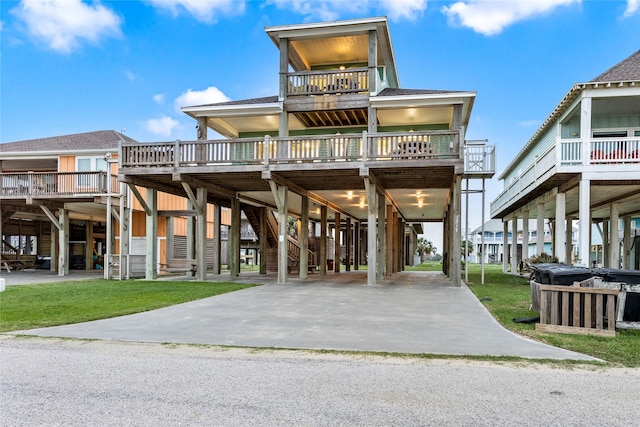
[559,139,582,164]
[589,137,640,163]
[0,171,117,198]
[490,145,556,216]
[464,144,496,175]
[121,130,469,168]
[287,68,369,96]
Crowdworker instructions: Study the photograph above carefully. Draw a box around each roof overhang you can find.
[371,91,477,129]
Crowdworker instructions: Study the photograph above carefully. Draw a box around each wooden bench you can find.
[159,258,197,275]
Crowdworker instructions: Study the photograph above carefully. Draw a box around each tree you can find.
[416,237,436,261]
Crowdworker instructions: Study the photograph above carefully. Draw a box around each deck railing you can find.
[589,137,640,163]
[120,130,472,168]
[287,68,369,96]
[0,171,118,198]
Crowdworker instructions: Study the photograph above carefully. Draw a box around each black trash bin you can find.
[547,266,592,286]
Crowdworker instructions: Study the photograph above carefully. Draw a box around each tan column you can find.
[334,212,341,273]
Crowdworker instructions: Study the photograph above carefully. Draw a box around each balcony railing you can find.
[560,137,640,165]
[120,131,472,169]
[0,171,119,198]
[287,68,369,96]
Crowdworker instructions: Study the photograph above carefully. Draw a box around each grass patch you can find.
[406,261,443,271]
[0,280,256,332]
[465,264,640,367]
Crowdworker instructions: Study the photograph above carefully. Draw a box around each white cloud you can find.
[146,116,179,137]
[441,0,580,36]
[146,0,245,23]
[124,70,136,81]
[175,86,230,110]
[519,119,539,127]
[268,0,427,22]
[11,0,122,53]
[379,0,428,21]
[624,0,639,17]
[153,93,166,104]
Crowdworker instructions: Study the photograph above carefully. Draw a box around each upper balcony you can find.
[120,130,493,176]
[0,171,120,200]
[490,135,640,217]
[287,67,370,96]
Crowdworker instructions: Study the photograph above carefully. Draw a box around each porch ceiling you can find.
[121,163,456,223]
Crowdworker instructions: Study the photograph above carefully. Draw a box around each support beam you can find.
[522,211,529,262]
[269,180,288,283]
[555,192,566,263]
[451,175,462,286]
[364,178,377,285]
[345,217,351,272]
[258,207,269,274]
[503,220,509,273]
[334,212,341,273]
[623,216,631,269]
[377,193,386,280]
[610,203,620,269]
[85,220,93,271]
[300,195,309,279]
[213,204,222,275]
[320,206,328,275]
[565,216,573,265]
[354,222,360,271]
[386,205,394,276]
[537,202,545,255]
[195,187,207,281]
[145,188,158,280]
[39,205,61,231]
[230,197,241,277]
[127,183,151,216]
[58,209,69,276]
[510,217,518,276]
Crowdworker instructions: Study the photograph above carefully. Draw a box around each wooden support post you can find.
[119,191,130,280]
[345,217,351,272]
[259,207,267,275]
[85,220,93,271]
[320,206,327,275]
[51,222,57,272]
[145,188,158,280]
[451,175,462,286]
[377,193,386,280]
[565,216,573,266]
[186,200,195,275]
[269,181,288,284]
[578,179,590,266]
[166,217,174,263]
[555,192,566,263]
[196,187,207,281]
[603,220,609,268]
[522,211,529,263]
[230,196,241,277]
[300,195,309,279]
[364,178,377,285]
[610,203,620,269]
[213,204,222,275]
[334,212,341,273]
[511,216,518,275]
[537,202,545,255]
[386,205,394,276]
[354,222,360,271]
[624,216,631,269]
[58,208,69,276]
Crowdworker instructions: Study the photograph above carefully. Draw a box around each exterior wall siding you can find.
[503,124,558,186]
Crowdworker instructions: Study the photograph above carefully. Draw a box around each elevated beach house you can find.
[119,17,494,285]
[491,50,640,273]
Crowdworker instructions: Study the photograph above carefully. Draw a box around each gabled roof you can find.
[591,49,640,82]
[0,130,135,154]
[500,49,640,180]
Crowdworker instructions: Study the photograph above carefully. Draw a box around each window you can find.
[77,157,107,187]
[592,130,628,138]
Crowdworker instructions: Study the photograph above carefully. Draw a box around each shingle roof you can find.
[0,130,136,153]
[591,49,640,82]
[188,96,279,108]
[378,88,464,96]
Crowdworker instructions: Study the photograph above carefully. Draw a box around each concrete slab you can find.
[12,270,597,361]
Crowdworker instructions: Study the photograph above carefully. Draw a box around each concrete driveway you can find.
[9,270,597,361]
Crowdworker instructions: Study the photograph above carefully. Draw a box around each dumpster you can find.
[547,266,592,286]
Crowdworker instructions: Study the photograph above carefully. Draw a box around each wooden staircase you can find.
[242,205,317,272]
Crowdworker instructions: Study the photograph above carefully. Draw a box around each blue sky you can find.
[1,0,639,241]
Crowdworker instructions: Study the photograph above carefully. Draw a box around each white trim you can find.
[181,103,282,117]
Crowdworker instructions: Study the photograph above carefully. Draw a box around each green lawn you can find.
[405,261,442,271]
[0,280,256,332]
[465,263,640,367]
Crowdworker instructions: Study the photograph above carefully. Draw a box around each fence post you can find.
[174,140,180,167]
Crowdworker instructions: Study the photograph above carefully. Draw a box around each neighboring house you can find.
[119,17,494,285]
[0,130,229,277]
[491,50,640,272]
[469,218,578,265]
